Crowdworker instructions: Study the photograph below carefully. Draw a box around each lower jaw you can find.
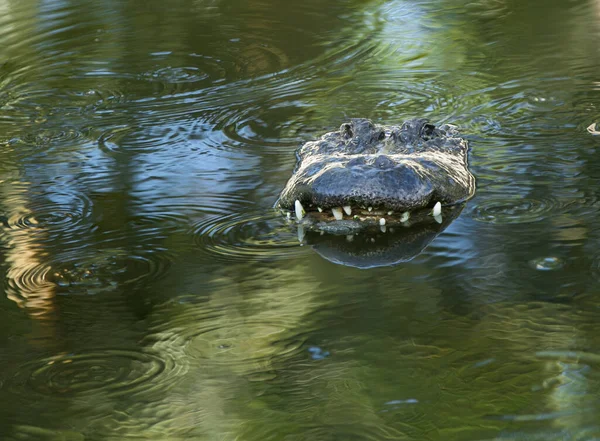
[289,200,443,224]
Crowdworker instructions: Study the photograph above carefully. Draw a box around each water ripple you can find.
[7,349,180,398]
[469,196,563,224]
[190,210,308,263]
[5,246,174,308]
[6,189,92,235]
[219,99,314,153]
[148,298,308,375]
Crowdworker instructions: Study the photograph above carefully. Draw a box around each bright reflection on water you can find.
[1,0,600,439]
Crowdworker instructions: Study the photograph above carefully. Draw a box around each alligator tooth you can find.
[400,212,410,222]
[434,214,443,224]
[346,234,354,242]
[317,207,323,213]
[432,202,442,217]
[379,218,386,226]
[332,207,343,220]
[343,205,352,215]
[380,225,387,233]
[295,200,305,221]
[297,225,305,242]
[387,211,393,216]
[368,206,373,212]
[286,212,291,220]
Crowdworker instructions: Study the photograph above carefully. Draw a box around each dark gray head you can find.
[277,118,475,216]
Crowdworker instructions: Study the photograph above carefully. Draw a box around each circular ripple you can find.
[5,247,174,308]
[185,320,300,367]
[220,101,313,153]
[8,350,177,398]
[47,248,174,293]
[470,197,561,224]
[16,126,88,146]
[190,210,308,263]
[149,295,307,372]
[6,189,92,235]
[5,262,54,311]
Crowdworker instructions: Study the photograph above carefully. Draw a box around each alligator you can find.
[276,118,475,233]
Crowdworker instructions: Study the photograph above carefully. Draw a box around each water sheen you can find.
[1,0,600,439]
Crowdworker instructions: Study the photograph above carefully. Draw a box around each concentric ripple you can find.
[6,188,92,236]
[7,349,179,398]
[17,126,88,147]
[219,99,314,153]
[47,248,174,293]
[5,246,174,308]
[470,196,562,224]
[190,210,309,263]
[148,291,309,373]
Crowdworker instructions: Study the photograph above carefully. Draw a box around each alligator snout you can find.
[277,118,475,225]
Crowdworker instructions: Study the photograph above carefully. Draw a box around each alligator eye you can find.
[421,123,437,139]
[341,123,353,138]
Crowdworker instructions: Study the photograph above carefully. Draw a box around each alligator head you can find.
[277,118,475,226]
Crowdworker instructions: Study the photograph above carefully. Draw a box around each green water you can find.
[1,0,600,439]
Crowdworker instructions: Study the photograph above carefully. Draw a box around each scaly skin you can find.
[277,118,475,218]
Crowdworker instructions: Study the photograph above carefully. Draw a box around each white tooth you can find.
[317,207,323,213]
[380,225,387,233]
[320,230,325,236]
[387,211,393,216]
[400,212,410,222]
[370,238,375,243]
[295,200,305,221]
[434,214,443,224]
[432,202,442,217]
[368,206,373,212]
[286,212,291,220]
[379,218,386,226]
[343,205,352,215]
[346,234,354,242]
[297,225,305,242]
[332,207,343,220]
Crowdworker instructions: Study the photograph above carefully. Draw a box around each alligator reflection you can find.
[302,205,464,268]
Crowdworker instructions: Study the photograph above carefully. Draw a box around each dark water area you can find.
[1,0,600,439]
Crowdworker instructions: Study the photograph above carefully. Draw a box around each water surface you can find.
[1,0,600,439]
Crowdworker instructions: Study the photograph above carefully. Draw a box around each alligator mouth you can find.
[285,199,443,227]
[305,204,464,268]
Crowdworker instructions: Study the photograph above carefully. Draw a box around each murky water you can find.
[1,0,600,439]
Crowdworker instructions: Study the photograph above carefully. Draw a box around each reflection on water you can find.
[306,205,464,268]
[1,0,600,439]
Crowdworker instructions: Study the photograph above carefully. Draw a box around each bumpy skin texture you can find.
[277,118,475,212]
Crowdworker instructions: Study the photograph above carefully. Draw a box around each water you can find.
[1,0,600,439]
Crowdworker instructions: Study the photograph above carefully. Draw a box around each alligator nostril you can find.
[374,155,395,169]
[378,131,385,141]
